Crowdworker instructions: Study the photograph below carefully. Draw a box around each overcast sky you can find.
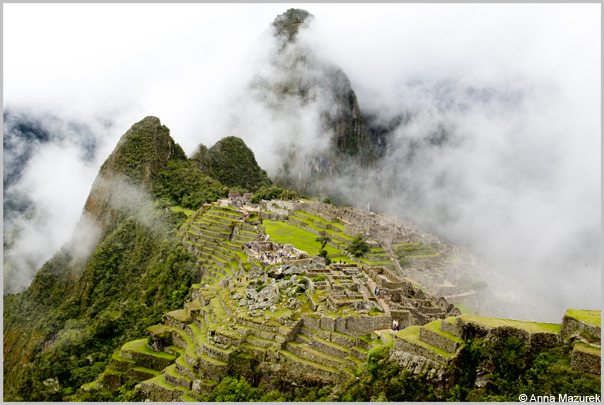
[3,4,601,315]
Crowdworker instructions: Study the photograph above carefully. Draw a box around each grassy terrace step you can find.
[280,349,338,374]
[110,350,136,371]
[394,326,456,364]
[212,288,231,317]
[198,351,228,366]
[210,297,228,321]
[311,336,350,358]
[379,331,394,346]
[165,309,190,324]
[457,314,561,334]
[222,240,244,251]
[145,374,176,391]
[172,329,198,364]
[296,333,311,344]
[263,220,341,256]
[240,342,268,358]
[345,354,364,370]
[166,363,192,383]
[288,341,345,369]
[176,353,195,375]
[205,214,232,223]
[423,319,465,344]
[565,309,601,327]
[294,211,345,230]
[246,334,280,349]
[222,247,249,262]
[129,366,160,381]
[360,258,394,266]
[121,339,176,371]
[165,345,185,356]
[574,342,601,356]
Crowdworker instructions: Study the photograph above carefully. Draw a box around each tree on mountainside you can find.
[346,234,370,259]
[315,235,332,265]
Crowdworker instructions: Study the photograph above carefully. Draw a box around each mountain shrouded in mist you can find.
[3,6,600,401]
[252,9,376,195]
[2,114,275,400]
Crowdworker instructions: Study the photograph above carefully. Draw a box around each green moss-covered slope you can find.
[204,136,272,191]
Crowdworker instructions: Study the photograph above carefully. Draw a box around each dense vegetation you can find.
[2,117,276,401]
[198,136,272,192]
[250,185,297,203]
[3,208,195,401]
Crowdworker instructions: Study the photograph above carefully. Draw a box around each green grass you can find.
[459,314,562,334]
[565,309,601,327]
[222,246,248,263]
[280,350,338,373]
[454,303,475,315]
[423,320,465,344]
[574,342,601,355]
[360,258,393,266]
[166,309,190,323]
[169,206,195,216]
[122,339,177,360]
[330,256,354,264]
[211,297,227,321]
[263,220,341,256]
[166,364,191,382]
[148,374,175,390]
[132,366,160,376]
[394,326,456,359]
[146,324,174,336]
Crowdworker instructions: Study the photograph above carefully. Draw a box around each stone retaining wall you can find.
[196,355,228,381]
[165,370,191,390]
[330,332,356,348]
[571,347,601,375]
[455,318,561,349]
[419,328,459,353]
[310,337,349,358]
[392,335,450,365]
[440,320,462,338]
[561,315,601,340]
[236,316,280,334]
[302,313,321,330]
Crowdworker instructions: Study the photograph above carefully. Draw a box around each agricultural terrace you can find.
[262,220,341,257]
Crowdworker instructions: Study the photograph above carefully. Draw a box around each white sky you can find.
[3,4,601,313]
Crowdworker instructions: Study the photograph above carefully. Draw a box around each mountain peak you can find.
[272,8,314,40]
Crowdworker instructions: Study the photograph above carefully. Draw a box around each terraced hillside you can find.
[79,200,600,401]
[179,205,258,284]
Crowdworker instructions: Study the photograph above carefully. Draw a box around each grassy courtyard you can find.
[262,220,341,256]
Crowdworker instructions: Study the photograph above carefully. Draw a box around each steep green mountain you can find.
[2,116,274,401]
[192,136,272,191]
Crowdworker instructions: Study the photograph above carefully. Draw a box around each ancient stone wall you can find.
[571,348,601,375]
[392,335,451,365]
[419,328,459,353]
[561,315,601,340]
[302,313,322,330]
